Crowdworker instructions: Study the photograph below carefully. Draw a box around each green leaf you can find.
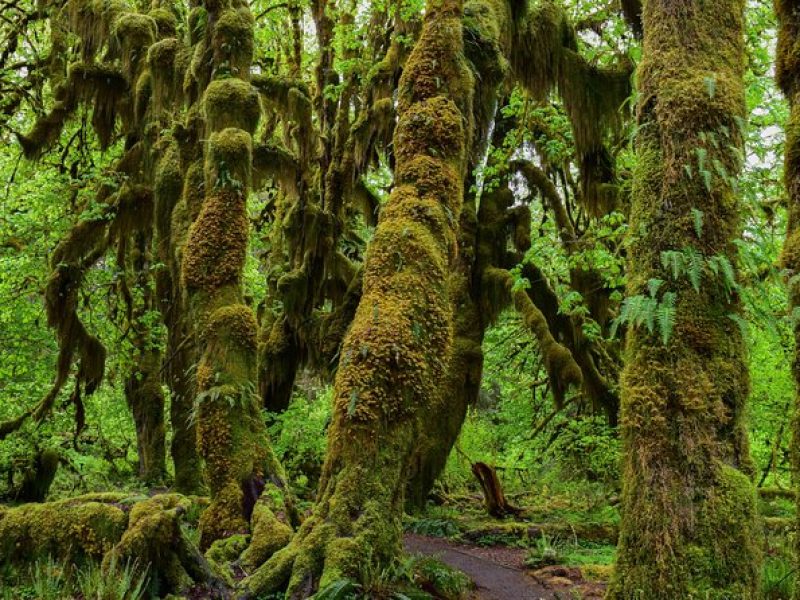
[691,208,704,238]
[686,247,704,292]
[703,75,717,98]
[647,278,664,298]
[657,292,676,344]
[313,580,360,600]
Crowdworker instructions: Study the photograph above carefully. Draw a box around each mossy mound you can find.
[203,79,261,133]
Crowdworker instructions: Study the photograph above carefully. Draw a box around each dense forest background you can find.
[0,0,797,598]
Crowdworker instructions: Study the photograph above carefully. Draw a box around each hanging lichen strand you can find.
[178,0,288,549]
[240,0,474,595]
[775,1,800,596]
[608,1,761,598]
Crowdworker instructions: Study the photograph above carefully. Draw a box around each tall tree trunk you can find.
[124,230,167,486]
[154,140,204,493]
[609,1,761,597]
[125,350,167,485]
[181,0,291,549]
[240,0,474,595]
[776,2,800,597]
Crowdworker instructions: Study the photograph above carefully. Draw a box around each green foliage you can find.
[76,557,148,600]
[524,532,564,568]
[404,518,460,538]
[267,388,332,495]
[0,556,147,600]
[613,285,676,344]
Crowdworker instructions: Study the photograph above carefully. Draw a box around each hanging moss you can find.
[506,1,632,217]
[16,93,76,159]
[112,13,157,82]
[203,78,261,133]
[67,0,127,61]
[148,7,177,39]
[14,449,60,502]
[147,38,183,114]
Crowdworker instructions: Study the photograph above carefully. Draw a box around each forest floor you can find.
[404,533,606,600]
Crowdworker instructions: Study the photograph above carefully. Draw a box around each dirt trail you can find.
[403,533,556,600]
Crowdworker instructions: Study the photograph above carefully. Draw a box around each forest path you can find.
[403,533,557,599]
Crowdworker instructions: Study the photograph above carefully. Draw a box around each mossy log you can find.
[0,494,226,597]
[609,1,761,598]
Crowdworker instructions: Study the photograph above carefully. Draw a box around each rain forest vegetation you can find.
[0,0,796,598]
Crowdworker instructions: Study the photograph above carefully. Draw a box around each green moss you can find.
[67,0,127,61]
[242,0,475,595]
[182,189,248,293]
[0,497,128,564]
[148,7,177,39]
[212,8,254,77]
[239,502,293,570]
[147,38,185,113]
[112,13,157,81]
[203,78,261,133]
[205,533,249,583]
[205,127,253,190]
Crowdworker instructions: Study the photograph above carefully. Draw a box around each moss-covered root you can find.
[775,2,800,597]
[608,1,761,598]
[104,494,227,596]
[239,0,473,597]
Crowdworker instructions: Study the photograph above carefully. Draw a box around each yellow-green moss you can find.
[242,0,474,595]
[204,127,253,190]
[203,78,260,133]
[182,189,248,292]
[212,8,254,77]
[148,7,177,39]
[112,13,157,81]
[239,502,293,570]
[0,497,128,564]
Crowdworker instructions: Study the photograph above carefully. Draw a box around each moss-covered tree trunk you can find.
[608,1,761,597]
[154,138,205,494]
[775,2,800,596]
[125,351,167,485]
[180,0,290,549]
[240,0,474,595]
[124,231,167,486]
